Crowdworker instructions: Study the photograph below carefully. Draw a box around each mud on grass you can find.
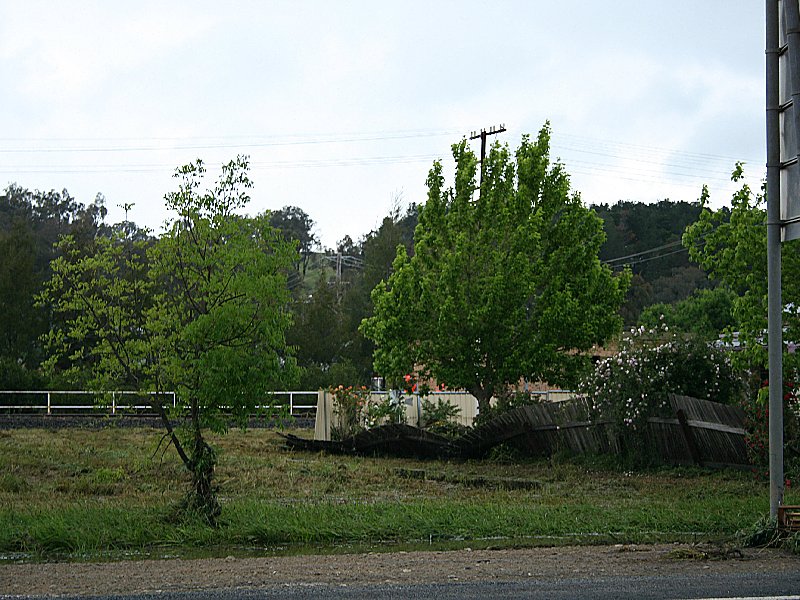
[0,427,795,559]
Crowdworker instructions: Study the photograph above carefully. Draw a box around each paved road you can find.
[17,572,800,600]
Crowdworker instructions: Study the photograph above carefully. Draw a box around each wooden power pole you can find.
[469,124,506,182]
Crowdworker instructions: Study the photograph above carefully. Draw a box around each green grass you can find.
[0,427,793,560]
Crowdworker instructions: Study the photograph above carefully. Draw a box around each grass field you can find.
[0,426,794,560]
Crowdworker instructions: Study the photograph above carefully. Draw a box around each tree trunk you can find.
[186,436,221,524]
[179,400,221,525]
[472,387,493,418]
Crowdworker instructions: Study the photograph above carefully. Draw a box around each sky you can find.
[0,1,766,248]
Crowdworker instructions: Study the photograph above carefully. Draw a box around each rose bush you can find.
[580,323,743,458]
[329,385,405,440]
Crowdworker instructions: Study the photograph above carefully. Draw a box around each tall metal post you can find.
[766,0,784,518]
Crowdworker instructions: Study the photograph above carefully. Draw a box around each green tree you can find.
[592,200,711,324]
[0,186,108,385]
[682,164,800,476]
[267,205,319,282]
[287,202,418,389]
[683,163,800,373]
[40,157,298,521]
[361,124,629,413]
[638,286,737,340]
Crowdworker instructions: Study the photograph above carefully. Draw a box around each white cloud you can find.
[0,2,216,101]
[0,1,767,246]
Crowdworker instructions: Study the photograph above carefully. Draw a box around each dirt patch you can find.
[2,543,798,597]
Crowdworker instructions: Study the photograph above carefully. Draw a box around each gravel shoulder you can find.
[2,543,799,597]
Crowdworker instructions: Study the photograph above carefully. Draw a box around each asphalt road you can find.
[16,572,800,600]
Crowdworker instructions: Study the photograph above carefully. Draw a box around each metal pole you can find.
[766,0,784,519]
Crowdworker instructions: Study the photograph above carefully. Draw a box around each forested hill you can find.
[591,200,713,324]
[0,183,713,389]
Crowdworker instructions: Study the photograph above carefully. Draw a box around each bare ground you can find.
[1,543,799,597]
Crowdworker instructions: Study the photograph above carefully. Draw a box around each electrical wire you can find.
[0,128,463,154]
[605,246,691,270]
[602,240,686,264]
[0,127,764,204]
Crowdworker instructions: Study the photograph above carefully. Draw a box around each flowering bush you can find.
[580,323,743,454]
[329,385,406,440]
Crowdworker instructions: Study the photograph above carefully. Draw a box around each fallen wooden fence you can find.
[646,394,749,468]
[283,394,751,469]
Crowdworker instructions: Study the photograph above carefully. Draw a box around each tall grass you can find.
[0,427,791,559]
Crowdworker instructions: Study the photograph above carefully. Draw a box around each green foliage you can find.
[420,397,466,438]
[0,356,46,391]
[638,287,737,340]
[683,164,800,374]
[297,360,365,390]
[329,386,405,440]
[267,205,319,278]
[0,185,109,384]
[362,124,629,411]
[682,164,800,479]
[150,157,299,434]
[287,202,419,388]
[741,380,800,479]
[365,394,407,428]
[38,156,298,520]
[592,200,709,324]
[580,324,744,456]
[40,230,153,390]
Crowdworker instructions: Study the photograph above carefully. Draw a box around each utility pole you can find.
[469,124,506,182]
[763,0,800,518]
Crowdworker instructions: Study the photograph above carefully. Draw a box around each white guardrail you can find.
[0,390,319,417]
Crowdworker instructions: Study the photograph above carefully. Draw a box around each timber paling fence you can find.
[458,394,749,467]
[646,394,749,468]
[284,394,751,468]
[0,390,319,418]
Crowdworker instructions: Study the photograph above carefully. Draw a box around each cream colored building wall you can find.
[312,389,577,441]
[313,390,478,441]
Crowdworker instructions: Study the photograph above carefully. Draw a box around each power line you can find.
[0,153,444,175]
[0,129,463,154]
[602,239,686,264]
[605,246,691,270]
[551,132,762,166]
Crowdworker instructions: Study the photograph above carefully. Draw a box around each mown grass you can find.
[0,426,794,559]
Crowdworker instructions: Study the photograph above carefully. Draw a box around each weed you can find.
[738,516,781,548]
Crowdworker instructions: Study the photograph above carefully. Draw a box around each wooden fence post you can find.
[676,408,704,467]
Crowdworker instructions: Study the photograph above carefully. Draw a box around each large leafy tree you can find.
[361,124,629,412]
[638,286,737,340]
[268,205,319,282]
[0,186,107,386]
[683,163,800,373]
[287,202,419,389]
[40,157,297,520]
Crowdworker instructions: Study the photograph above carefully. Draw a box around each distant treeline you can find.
[0,183,710,390]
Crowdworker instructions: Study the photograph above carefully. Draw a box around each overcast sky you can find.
[0,1,765,248]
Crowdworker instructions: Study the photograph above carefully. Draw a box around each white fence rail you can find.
[0,390,319,418]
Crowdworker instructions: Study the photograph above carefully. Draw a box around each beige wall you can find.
[313,389,575,440]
